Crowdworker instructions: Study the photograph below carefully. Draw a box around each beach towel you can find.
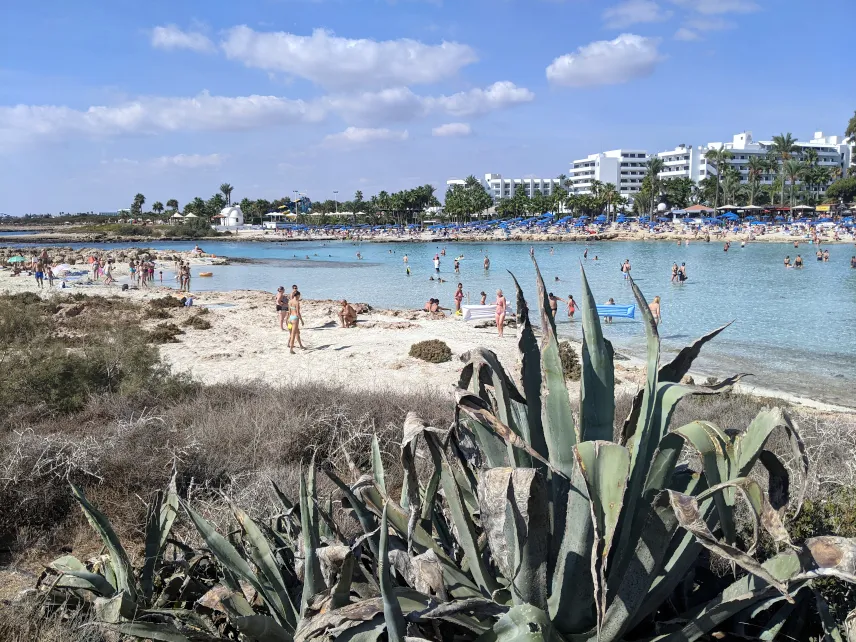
[596,304,635,319]
[462,304,515,321]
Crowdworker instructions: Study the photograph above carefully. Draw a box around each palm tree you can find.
[644,157,664,214]
[589,179,604,200]
[219,183,234,206]
[746,157,765,206]
[704,148,733,210]
[783,159,805,207]
[152,201,164,215]
[846,110,856,142]
[601,183,619,221]
[770,133,798,206]
[166,199,179,212]
[721,173,744,206]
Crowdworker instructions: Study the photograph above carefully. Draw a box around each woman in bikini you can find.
[567,294,576,320]
[288,291,305,354]
[494,289,508,337]
[454,283,464,314]
[275,286,287,330]
[649,295,661,324]
[479,291,487,305]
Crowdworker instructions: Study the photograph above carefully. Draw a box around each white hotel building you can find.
[568,149,649,201]
[657,131,852,193]
[446,174,560,201]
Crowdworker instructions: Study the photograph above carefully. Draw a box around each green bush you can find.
[148,323,183,344]
[558,340,582,381]
[409,339,452,363]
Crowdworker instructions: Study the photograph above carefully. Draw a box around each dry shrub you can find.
[147,323,183,344]
[409,339,452,363]
[182,315,212,330]
[148,296,185,310]
[558,341,582,381]
[0,600,103,642]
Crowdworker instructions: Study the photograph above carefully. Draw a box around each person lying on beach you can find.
[339,300,358,328]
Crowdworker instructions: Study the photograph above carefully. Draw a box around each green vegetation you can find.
[19,259,856,642]
[409,338,452,363]
[0,293,189,415]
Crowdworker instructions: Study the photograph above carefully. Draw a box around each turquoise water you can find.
[9,238,856,405]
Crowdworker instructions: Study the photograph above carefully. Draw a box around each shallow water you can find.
[10,238,856,406]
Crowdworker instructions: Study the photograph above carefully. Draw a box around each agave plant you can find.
[39,259,856,641]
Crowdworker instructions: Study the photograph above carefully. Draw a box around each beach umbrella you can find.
[184,213,198,219]
[7,256,26,263]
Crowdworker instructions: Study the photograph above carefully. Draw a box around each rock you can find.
[681,375,695,385]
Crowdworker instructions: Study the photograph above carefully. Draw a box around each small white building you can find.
[220,206,244,227]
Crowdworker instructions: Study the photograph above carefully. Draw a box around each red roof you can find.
[685,204,714,211]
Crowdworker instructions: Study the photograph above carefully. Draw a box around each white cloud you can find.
[151,25,215,53]
[220,26,477,90]
[323,127,409,147]
[668,0,759,15]
[603,0,672,28]
[425,81,534,117]
[432,122,471,137]
[546,34,663,87]
[324,81,533,125]
[153,153,225,168]
[674,27,701,40]
[0,92,324,147]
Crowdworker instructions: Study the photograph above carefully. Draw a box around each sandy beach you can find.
[2,250,852,415]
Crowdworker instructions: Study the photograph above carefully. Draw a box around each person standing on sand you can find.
[649,296,661,324]
[494,289,508,337]
[276,286,288,330]
[104,260,114,285]
[34,262,44,289]
[46,266,54,287]
[454,283,464,314]
[288,291,305,354]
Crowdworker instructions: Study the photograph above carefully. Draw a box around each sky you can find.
[1,0,854,215]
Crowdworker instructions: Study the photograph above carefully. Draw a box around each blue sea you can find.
[9,238,856,406]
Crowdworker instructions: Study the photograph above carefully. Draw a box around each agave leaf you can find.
[197,585,255,618]
[459,348,526,405]
[331,551,357,609]
[142,476,179,603]
[479,468,549,609]
[547,456,596,634]
[236,615,295,642]
[758,450,790,511]
[650,551,803,642]
[324,468,379,556]
[94,590,137,623]
[845,606,856,642]
[697,478,791,549]
[734,408,808,515]
[271,479,296,512]
[300,470,326,614]
[54,569,116,597]
[232,502,299,630]
[379,505,407,642]
[486,603,564,642]
[530,254,578,471]
[575,441,630,634]
[371,435,387,496]
[508,270,548,461]
[797,536,856,583]
[578,264,615,442]
[400,414,425,551]
[441,461,501,596]
[667,490,791,597]
[109,622,193,642]
[70,484,137,603]
[455,389,558,475]
[621,322,732,444]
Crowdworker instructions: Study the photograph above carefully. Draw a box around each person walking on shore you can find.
[494,289,508,337]
[567,294,576,320]
[288,291,305,354]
